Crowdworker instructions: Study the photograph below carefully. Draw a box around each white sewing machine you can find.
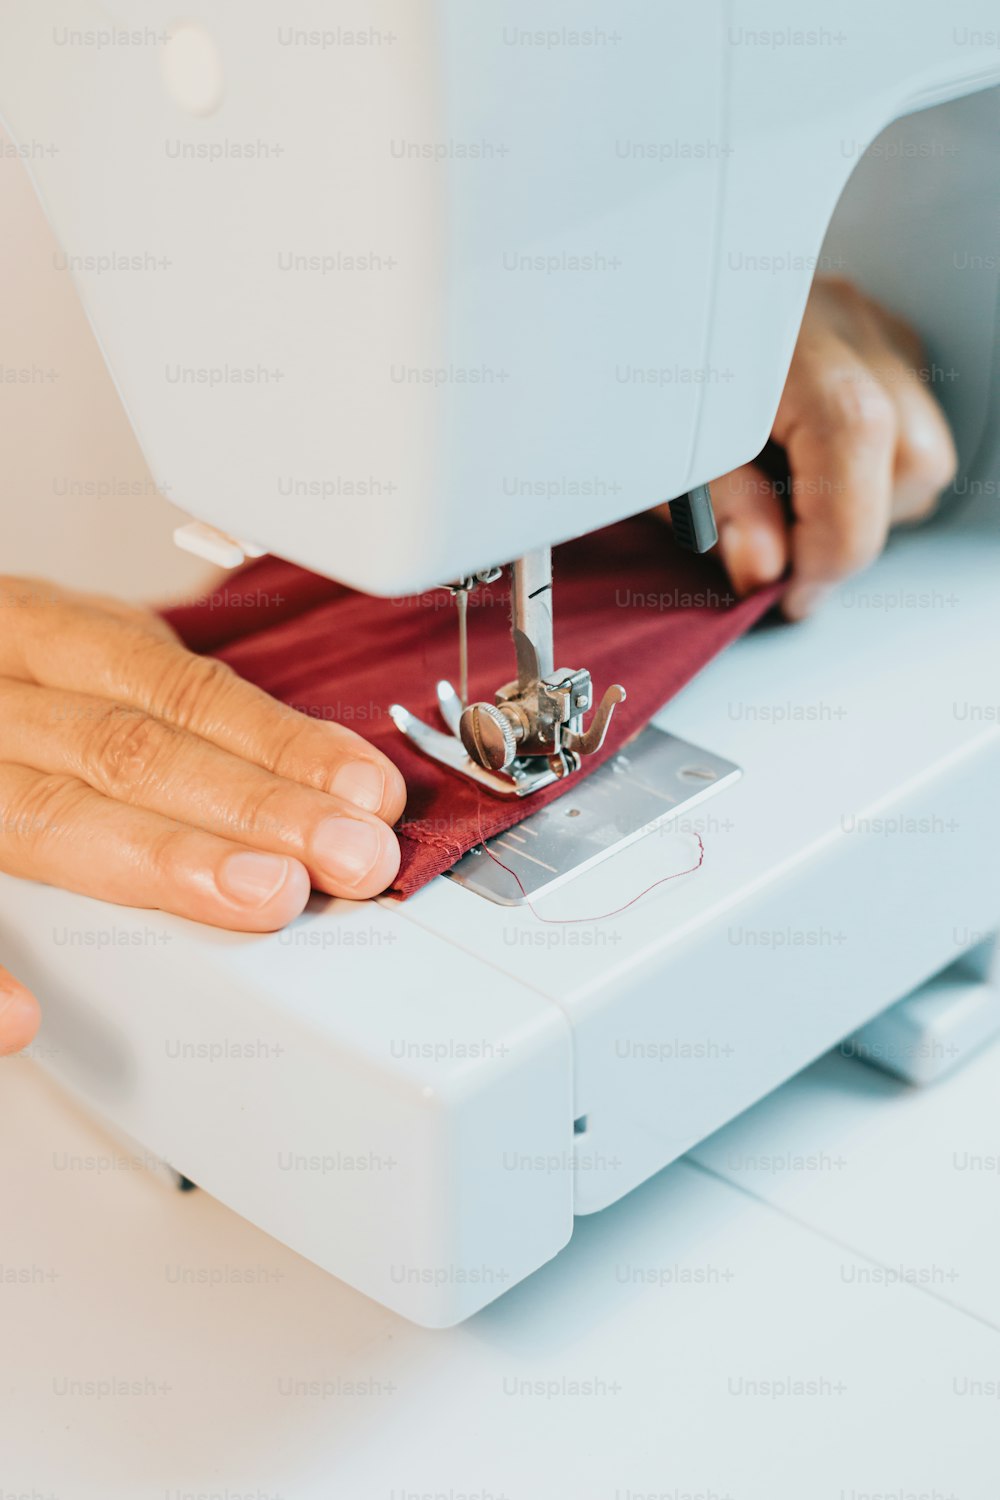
[2,1,1000,1324]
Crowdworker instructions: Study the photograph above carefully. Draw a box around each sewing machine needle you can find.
[457,587,469,709]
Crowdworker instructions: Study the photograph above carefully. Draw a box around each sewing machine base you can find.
[443,726,740,904]
[5,492,1000,1325]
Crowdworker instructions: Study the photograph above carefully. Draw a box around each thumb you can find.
[0,964,41,1056]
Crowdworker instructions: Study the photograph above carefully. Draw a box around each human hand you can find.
[0,965,38,1057]
[706,277,958,619]
[0,579,406,1054]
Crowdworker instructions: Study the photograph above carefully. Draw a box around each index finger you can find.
[0,584,407,824]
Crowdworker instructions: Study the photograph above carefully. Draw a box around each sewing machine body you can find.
[0,0,996,593]
[1,3,999,1323]
[3,491,999,1324]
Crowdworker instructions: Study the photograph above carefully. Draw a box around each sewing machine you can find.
[2,1,1000,1325]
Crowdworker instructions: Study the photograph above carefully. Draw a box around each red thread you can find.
[474,802,705,924]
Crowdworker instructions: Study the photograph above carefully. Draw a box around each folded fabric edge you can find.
[389,579,784,897]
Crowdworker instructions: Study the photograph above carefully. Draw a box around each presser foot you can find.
[389,680,581,799]
[392,548,628,799]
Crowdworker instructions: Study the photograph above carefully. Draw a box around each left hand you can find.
[702,276,958,619]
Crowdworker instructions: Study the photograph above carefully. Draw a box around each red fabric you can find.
[163,516,782,896]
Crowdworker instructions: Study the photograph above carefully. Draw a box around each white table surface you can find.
[2,1037,999,1500]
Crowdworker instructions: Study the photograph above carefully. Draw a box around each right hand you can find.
[705,277,958,619]
[0,577,407,1055]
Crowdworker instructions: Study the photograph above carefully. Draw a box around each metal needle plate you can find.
[443,725,740,905]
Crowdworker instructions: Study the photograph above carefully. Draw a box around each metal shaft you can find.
[510,547,554,687]
[456,587,469,708]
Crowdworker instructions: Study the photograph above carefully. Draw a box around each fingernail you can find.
[745,523,787,586]
[331,759,385,813]
[313,817,382,884]
[218,851,292,907]
[719,520,786,596]
[0,986,40,1055]
[718,521,752,596]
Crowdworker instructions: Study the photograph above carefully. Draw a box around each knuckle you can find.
[820,376,896,444]
[153,650,236,728]
[819,274,865,310]
[265,720,335,790]
[142,824,193,886]
[84,706,173,800]
[897,427,958,512]
[1,772,89,851]
[230,779,289,844]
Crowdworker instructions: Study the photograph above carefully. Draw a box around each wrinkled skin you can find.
[0,582,404,1053]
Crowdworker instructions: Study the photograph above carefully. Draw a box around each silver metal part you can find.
[436,679,464,738]
[392,548,626,798]
[443,725,740,904]
[460,701,520,771]
[388,699,577,798]
[456,587,469,708]
[444,566,503,709]
[565,683,627,757]
[511,547,555,684]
